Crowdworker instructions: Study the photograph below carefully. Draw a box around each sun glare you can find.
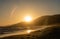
[27,30,32,33]
[24,16,32,22]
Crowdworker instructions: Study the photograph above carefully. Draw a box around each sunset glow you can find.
[24,16,32,22]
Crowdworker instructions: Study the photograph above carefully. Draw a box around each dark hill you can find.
[32,14,60,26]
[0,14,60,35]
[0,14,60,38]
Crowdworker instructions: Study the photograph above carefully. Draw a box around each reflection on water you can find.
[0,26,50,38]
[26,30,35,34]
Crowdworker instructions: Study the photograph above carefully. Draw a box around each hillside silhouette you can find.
[32,14,60,26]
[0,14,60,35]
[0,14,60,39]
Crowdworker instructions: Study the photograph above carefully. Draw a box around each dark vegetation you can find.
[1,26,60,39]
[0,23,27,35]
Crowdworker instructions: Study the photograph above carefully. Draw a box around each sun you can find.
[24,16,32,22]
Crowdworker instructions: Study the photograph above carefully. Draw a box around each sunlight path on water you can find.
[0,26,51,38]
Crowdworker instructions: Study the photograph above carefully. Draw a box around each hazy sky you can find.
[0,0,59,26]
